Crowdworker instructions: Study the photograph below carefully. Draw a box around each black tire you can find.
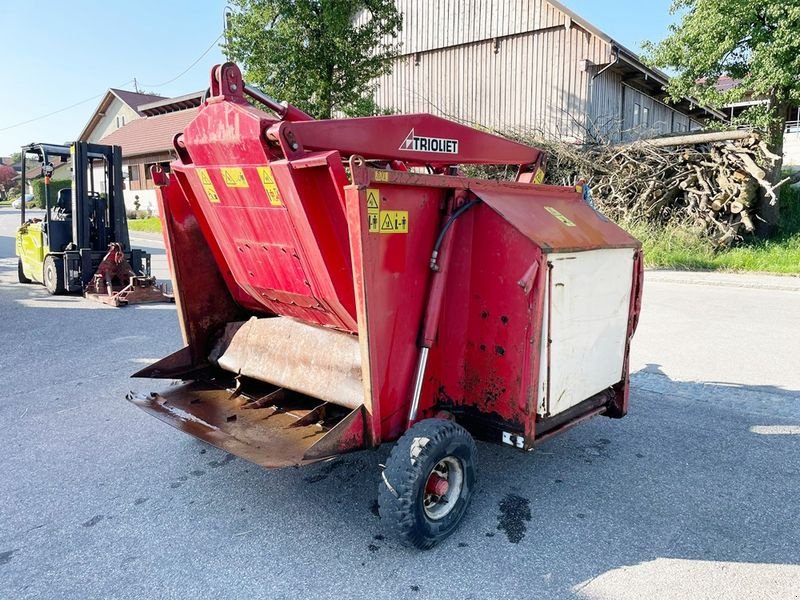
[379,418,477,549]
[43,255,66,295]
[17,259,32,284]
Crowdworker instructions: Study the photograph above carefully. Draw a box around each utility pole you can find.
[223,6,233,61]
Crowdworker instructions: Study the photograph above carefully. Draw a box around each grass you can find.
[633,186,800,274]
[127,217,162,233]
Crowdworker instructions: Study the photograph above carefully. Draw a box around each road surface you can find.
[1,207,798,599]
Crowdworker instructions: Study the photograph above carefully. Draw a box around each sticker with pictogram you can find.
[366,188,380,211]
[221,167,249,188]
[257,166,282,206]
[197,168,220,203]
[366,188,380,232]
[379,210,408,234]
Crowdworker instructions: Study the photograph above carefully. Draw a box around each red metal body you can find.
[131,63,642,467]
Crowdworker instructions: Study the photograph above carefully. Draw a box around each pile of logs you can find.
[472,129,785,246]
[573,131,783,245]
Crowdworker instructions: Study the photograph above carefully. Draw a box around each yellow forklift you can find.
[16,142,167,305]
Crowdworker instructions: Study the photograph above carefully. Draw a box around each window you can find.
[642,106,650,127]
[128,165,139,182]
[633,103,641,126]
[116,115,126,128]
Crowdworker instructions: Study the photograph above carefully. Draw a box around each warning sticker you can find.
[544,206,576,227]
[197,168,220,203]
[366,188,380,211]
[366,188,380,232]
[378,210,408,234]
[368,212,380,233]
[532,168,545,184]
[373,170,389,182]
[257,166,282,206]
[221,167,248,188]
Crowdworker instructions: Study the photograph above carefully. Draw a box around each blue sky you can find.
[0,0,678,156]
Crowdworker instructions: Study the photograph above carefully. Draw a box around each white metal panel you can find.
[539,248,635,417]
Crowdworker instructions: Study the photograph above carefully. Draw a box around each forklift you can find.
[15,142,166,305]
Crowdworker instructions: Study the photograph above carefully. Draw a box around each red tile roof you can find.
[98,108,199,157]
[713,76,742,93]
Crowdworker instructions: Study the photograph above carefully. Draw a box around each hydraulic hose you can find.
[429,199,481,271]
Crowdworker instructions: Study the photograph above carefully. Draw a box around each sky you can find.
[0,0,679,157]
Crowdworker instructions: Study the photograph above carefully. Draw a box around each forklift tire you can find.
[379,418,476,549]
[43,255,66,295]
[17,259,32,284]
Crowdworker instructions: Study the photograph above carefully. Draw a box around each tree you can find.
[644,0,800,229]
[0,164,16,199]
[225,0,402,119]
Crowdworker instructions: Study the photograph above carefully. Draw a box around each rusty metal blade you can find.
[132,346,205,379]
[127,380,362,468]
[210,317,363,410]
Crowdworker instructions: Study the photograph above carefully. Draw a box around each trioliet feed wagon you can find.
[130,63,643,549]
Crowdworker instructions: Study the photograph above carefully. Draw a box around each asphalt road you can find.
[1,207,798,600]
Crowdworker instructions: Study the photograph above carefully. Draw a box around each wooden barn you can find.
[368,0,725,142]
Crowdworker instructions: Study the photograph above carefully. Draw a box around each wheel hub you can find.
[422,456,464,520]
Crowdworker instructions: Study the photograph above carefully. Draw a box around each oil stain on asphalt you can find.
[497,494,531,543]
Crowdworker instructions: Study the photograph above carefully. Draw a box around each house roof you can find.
[98,108,199,157]
[139,91,204,116]
[77,89,166,141]
[546,0,727,121]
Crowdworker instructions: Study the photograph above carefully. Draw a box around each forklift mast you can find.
[19,141,130,254]
[71,142,130,253]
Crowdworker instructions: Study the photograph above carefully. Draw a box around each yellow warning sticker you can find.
[368,212,380,232]
[533,168,545,184]
[378,210,409,234]
[366,188,381,232]
[373,170,389,182]
[257,166,282,206]
[366,188,380,211]
[544,206,576,227]
[197,168,220,203]
[221,167,249,188]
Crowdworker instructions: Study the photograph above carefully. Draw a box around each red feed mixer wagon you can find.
[129,63,643,549]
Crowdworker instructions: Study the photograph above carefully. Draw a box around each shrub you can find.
[31,179,71,209]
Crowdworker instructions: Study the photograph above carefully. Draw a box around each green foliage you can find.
[225,0,402,119]
[643,0,800,140]
[31,179,71,209]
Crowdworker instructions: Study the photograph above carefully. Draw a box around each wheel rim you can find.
[422,456,464,520]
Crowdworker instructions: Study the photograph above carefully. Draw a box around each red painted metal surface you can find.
[133,62,643,467]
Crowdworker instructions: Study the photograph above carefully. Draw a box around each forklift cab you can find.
[16,141,149,295]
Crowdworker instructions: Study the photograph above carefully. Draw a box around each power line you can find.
[0,31,225,133]
[0,81,134,132]
[139,32,225,89]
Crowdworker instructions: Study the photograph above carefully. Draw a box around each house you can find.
[368,0,725,142]
[97,93,203,214]
[72,89,202,214]
[78,89,166,143]
[714,76,800,170]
